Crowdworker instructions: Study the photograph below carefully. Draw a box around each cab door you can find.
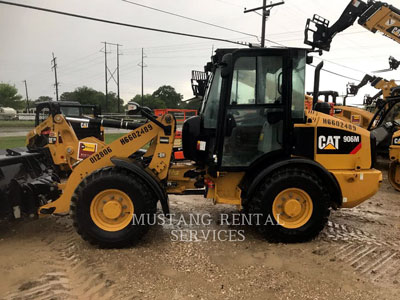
[218,51,290,169]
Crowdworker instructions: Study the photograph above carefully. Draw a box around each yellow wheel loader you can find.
[0,101,142,219]
[36,48,382,248]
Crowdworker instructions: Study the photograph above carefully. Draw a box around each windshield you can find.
[201,68,222,129]
[370,101,400,129]
[60,106,82,117]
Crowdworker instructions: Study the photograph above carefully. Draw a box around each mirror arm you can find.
[141,109,172,136]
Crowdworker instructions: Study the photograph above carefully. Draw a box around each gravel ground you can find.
[1,160,400,299]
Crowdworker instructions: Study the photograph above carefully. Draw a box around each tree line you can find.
[0,83,201,113]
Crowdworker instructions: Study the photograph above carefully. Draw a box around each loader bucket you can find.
[0,149,60,219]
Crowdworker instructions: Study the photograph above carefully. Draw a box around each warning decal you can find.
[78,141,98,159]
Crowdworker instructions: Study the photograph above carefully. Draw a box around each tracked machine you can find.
[33,47,383,248]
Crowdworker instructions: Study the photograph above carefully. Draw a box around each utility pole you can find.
[23,80,29,112]
[101,41,122,113]
[51,52,59,101]
[102,42,109,112]
[138,48,147,107]
[244,1,285,47]
[117,44,121,113]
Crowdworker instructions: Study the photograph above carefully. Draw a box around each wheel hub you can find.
[90,189,134,232]
[283,199,302,217]
[272,188,313,229]
[103,201,122,219]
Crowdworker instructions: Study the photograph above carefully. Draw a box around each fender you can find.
[243,158,342,208]
[111,157,170,215]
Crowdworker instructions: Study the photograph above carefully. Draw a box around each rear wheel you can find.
[250,167,330,243]
[70,167,157,248]
[388,161,400,192]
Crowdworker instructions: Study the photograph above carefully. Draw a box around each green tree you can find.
[180,96,202,110]
[0,83,24,110]
[129,94,167,110]
[60,86,123,113]
[152,85,183,108]
[35,96,53,102]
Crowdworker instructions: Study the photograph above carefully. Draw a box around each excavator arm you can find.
[305,0,400,51]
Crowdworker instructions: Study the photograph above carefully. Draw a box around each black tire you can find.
[70,167,157,248]
[249,167,330,243]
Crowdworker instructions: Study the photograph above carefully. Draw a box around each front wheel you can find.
[70,167,157,248]
[250,167,330,243]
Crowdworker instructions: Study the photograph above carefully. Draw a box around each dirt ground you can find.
[1,160,400,300]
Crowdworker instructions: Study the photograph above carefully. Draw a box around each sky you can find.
[1,0,400,106]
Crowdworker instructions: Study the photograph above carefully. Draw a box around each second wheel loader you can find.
[36,47,382,248]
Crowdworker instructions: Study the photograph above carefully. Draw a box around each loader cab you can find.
[183,48,307,170]
[35,101,103,140]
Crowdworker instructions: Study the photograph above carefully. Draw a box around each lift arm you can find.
[305,0,400,51]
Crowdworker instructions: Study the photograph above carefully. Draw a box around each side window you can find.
[230,57,256,105]
[203,68,222,129]
[257,56,283,104]
[38,107,50,123]
[292,55,306,119]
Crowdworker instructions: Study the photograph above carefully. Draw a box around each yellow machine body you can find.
[39,110,382,216]
[360,5,400,44]
[389,130,400,190]
[204,110,381,209]
[26,114,105,171]
[333,105,374,129]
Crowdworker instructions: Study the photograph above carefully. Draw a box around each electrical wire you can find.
[121,0,258,39]
[310,64,361,82]
[0,0,249,46]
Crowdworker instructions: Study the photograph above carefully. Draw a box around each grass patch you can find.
[0,136,26,149]
[104,133,125,144]
[0,133,126,150]
[0,120,35,128]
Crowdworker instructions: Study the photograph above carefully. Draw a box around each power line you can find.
[121,0,258,39]
[309,64,361,82]
[0,0,249,46]
[313,56,367,75]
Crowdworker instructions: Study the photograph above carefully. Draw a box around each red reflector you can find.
[174,151,185,160]
[204,178,215,189]
[175,131,182,139]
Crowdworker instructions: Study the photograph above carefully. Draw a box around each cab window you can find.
[230,57,256,105]
[203,68,222,129]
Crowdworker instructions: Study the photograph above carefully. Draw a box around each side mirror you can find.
[142,106,152,115]
[127,101,141,115]
[221,53,233,79]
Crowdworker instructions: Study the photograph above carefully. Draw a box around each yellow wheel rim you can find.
[90,189,134,232]
[272,188,313,229]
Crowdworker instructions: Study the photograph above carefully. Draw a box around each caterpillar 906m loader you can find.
[36,47,382,248]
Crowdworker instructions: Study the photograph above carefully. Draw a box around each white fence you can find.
[17,113,36,121]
